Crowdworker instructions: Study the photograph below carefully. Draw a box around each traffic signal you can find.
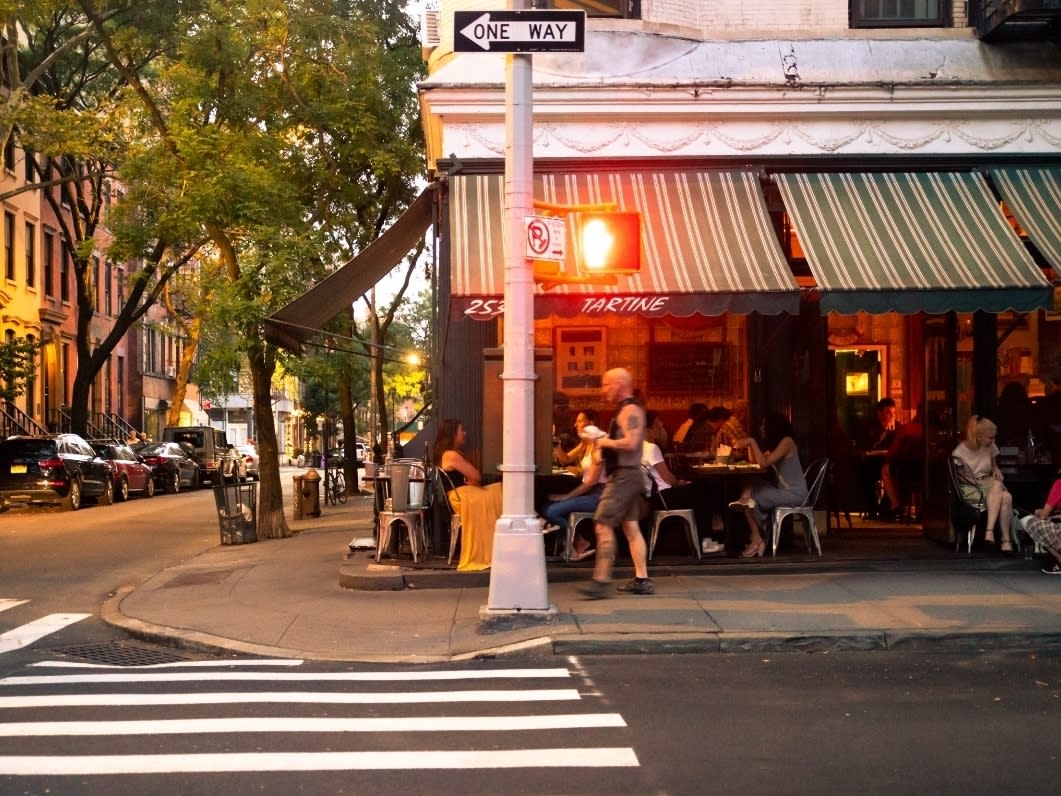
[573,210,641,275]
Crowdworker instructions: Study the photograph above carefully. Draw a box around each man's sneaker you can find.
[701,538,725,554]
[579,579,611,600]
[1042,563,1061,576]
[617,577,655,595]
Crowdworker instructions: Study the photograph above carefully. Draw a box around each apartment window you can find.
[104,261,112,315]
[117,266,125,306]
[3,212,13,280]
[24,148,35,182]
[43,230,54,297]
[93,256,101,312]
[3,134,14,172]
[25,221,35,288]
[60,241,70,302]
[538,0,639,18]
[851,0,945,27]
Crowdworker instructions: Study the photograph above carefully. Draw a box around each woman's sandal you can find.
[984,530,996,544]
[1000,538,1013,553]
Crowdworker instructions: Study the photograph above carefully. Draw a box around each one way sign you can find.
[454,10,586,53]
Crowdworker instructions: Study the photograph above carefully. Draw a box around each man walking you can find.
[580,368,653,599]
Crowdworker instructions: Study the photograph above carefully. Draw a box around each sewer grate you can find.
[163,568,237,587]
[47,642,191,667]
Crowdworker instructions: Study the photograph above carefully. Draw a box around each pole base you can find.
[485,515,550,611]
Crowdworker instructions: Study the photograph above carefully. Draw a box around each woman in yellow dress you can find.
[432,418,504,571]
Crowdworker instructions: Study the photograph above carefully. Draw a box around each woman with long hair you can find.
[728,412,808,558]
[432,418,503,571]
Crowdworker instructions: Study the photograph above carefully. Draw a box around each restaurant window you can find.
[3,211,13,281]
[43,229,54,297]
[851,0,946,27]
[536,0,640,19]
[25,221,35,288]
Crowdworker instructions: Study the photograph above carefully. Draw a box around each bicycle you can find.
[325,463,347,506]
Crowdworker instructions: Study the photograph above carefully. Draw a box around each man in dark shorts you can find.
[581,368,653,599]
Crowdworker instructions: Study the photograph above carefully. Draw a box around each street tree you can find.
[75,0,426,537]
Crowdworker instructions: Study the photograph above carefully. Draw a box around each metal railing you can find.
[0,401,47,438]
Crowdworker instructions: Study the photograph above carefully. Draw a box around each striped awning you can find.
[449,171,798,320]
[990,166,1061,273]
[775,172,1052,315]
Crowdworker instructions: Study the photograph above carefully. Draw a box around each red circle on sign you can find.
[526,219,550,256]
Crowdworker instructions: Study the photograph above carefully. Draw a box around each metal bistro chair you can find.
[946,456,985,554]
[647,468,701,561]
[376,462,428,563]
[434,468,464,565]
[770,457,830,557]
[564,512,598,562]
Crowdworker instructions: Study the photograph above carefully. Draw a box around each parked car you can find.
[0,434,114,511]
[90,442,156,501]
[162,426,243,485]
[235,444,260,481]
[137,442,201,493]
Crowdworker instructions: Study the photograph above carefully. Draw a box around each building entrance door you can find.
[833,347,887,441]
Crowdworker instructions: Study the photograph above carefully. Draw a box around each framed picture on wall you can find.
[556,327,606,394]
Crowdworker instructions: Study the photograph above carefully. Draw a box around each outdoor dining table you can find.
[685,462,770,554]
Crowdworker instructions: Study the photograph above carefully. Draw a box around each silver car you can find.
[236,444,260,481]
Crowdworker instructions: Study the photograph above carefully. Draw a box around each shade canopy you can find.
[774,171,1052,315]
[264,188,434,352]
[449,170,799,320]
[990,166,1061,274]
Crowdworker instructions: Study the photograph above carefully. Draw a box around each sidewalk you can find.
[104,483,1061,663]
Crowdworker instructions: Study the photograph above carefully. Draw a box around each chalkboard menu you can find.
[648,342,729,392]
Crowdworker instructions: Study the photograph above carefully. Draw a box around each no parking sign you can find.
[525,215,566,262]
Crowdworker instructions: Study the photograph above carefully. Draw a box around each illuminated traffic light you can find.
[573,211,641,275]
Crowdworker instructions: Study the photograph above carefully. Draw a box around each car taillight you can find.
[38,458,64,469]
[142,457,162,466]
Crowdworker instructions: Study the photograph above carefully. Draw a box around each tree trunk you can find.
[249,346,291,539]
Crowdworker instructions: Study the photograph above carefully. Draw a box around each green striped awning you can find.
[775,172,1052,315]
[449,171,798,319]
[990,166,1061,272]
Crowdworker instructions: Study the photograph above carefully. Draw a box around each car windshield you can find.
[1,440,58,460]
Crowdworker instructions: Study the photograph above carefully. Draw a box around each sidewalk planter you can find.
[212,481,258,545]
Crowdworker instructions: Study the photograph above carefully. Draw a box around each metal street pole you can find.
[484,0,553,615]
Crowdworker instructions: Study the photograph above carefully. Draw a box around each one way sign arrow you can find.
[454,10,586,53]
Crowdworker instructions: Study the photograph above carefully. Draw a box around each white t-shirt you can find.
[641,441,669,493]
[581,449,608,486]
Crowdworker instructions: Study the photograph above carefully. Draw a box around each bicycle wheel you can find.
[325,475,337,506]
[335,472,347,504]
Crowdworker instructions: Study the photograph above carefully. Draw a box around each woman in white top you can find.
[952,415,1013,551]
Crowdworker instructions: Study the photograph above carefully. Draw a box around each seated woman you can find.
[728,412,808,558]
[952,415,1014,552]
[1019,475,1061,575]
[432,418,504,571]
[553,409,599,476]
[542,436,606,562]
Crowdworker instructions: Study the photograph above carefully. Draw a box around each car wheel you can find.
[117,477,130,502]
[170,470,181,494]
[99,478,114,506]
[145,477,155,498]
[64,479,82,511]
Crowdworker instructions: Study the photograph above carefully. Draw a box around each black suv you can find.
[0,434,114,511]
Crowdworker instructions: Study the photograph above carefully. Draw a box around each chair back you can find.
[947,456,983,526]
[802,457,830,509]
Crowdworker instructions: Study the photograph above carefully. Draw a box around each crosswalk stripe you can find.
[0,748,642,774]
[29,658,305,669]
[0,613,90,655]
[0,713,626,736]
[0,600,29,613]
[0,688,583,708]
[1,667,571,685]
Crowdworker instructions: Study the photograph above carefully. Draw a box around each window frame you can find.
[850,0,948,28]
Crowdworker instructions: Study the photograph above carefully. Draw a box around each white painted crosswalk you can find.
[0,659,641,779]
[0,598,89,655]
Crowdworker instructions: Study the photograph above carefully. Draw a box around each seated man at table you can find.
[1020,474,1061,575]
[856,398,897,519]
[705,406,749,462]
[642,440,724,554]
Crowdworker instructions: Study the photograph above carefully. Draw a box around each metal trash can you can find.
[302,468,321,517]
[292,475,305,520]
[213,481,258,545]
